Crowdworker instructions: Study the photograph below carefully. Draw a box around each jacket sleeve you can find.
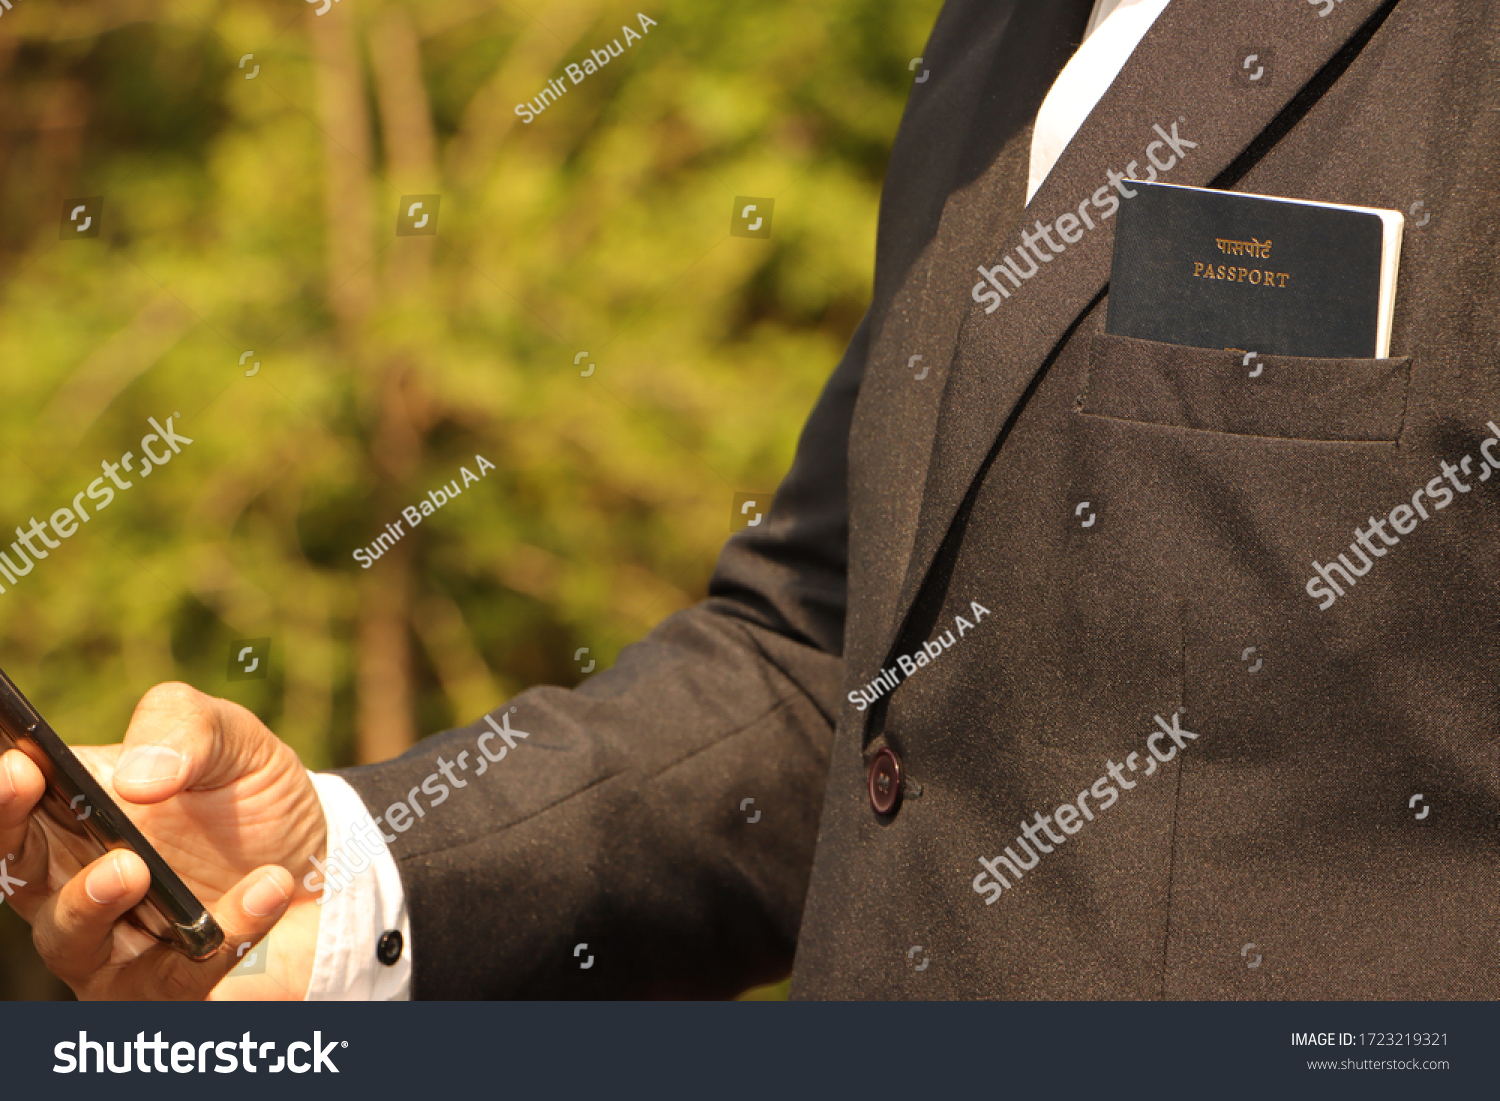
[335,315,867,999]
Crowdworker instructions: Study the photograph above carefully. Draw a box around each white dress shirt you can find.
[302,0,1172,1001]
[303,771,411,999]
[1028,0,1172,203]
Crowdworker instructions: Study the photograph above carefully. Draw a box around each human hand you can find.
[0,682,326,1000]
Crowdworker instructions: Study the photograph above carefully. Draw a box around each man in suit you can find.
[3,0,1496,999]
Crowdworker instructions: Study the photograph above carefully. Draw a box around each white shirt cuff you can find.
[303,771,412,1000]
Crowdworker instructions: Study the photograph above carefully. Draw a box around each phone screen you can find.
[0,668,223,960]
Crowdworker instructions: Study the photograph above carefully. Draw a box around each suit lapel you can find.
[874,0,1401,682]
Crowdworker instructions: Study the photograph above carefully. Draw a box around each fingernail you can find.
[0,755,16,805]
[243,873,290,918]
[85,857,130,906]
[114,745,184,786]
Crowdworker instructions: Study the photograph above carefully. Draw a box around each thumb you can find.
[112,682,278,804]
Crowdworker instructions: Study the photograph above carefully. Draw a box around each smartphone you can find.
[0,666,223,960]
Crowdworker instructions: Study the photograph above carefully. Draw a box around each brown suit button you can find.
[868,748,902,815]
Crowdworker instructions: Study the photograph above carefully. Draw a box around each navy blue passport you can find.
[1106,181,1403,358]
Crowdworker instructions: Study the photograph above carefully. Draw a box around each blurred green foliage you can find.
[0,0,942,999]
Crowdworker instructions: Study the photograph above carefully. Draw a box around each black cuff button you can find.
[377,929,404,966]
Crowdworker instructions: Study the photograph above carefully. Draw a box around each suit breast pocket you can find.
[1079,332,1412,442]
[1046,330,1418,751]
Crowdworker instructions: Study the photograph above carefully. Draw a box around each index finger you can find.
[31,848,154,984]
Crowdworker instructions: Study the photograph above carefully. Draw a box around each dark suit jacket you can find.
[342,0,1500,998]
